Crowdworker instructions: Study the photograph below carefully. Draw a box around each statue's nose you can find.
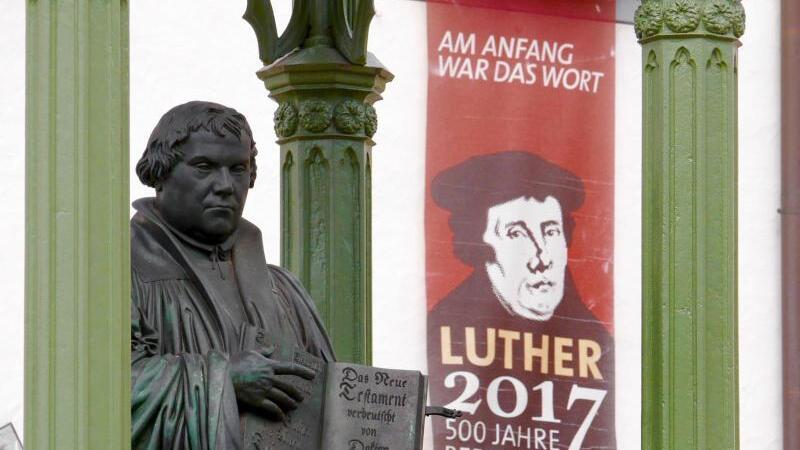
[212,169,234,195]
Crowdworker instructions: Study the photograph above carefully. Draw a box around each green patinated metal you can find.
[245,0,393,364]
[25,1,130,449]
[636,0,744,448]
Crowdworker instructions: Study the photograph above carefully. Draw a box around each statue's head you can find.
[431,151,585,321]
[137,101,258,245]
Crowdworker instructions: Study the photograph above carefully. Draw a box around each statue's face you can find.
[482,196,568,321]
[156,130,251,244]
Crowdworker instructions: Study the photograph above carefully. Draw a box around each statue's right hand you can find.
[229,350,316,421]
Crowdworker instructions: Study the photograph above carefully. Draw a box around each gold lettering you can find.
[440,326,463,365]
[498,329,520,370]
[554,337,574,377]
[524,333,549,374]
[440,328,597,377]
[465,327,495,366]
[579,339,603,380]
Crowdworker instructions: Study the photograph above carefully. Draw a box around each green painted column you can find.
[246,0,392,364]
[635,1,745,448]
[25,1,130,449]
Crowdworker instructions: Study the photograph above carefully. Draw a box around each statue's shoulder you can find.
[130,211,186,282]
[266,264,314,305]
[237,217,262,241]
[266,263,303,289]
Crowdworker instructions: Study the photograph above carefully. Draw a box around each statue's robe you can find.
[130,198,334,450]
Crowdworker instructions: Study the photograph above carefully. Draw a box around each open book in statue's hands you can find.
[239,326,428,450]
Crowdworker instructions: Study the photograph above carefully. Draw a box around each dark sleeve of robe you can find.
[268,264,336,362]
[130,270,242,450]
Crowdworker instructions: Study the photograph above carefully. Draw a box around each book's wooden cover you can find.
[321,363,428,450]
[239,327,428,449]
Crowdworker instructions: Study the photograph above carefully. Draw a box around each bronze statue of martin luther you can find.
[130,101,335,450]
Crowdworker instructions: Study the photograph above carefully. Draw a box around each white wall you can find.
[614,23,643,450]
[0,1,783,448]
[738,0,784,448]
[0,0,27,439]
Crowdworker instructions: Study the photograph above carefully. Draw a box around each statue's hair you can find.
[136,101,258,188]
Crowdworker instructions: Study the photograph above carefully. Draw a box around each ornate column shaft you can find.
[25,1,131,449]
[246,0,393,364]
[635,1,745,448]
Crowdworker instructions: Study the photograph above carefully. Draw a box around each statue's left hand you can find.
[229,349,317,421]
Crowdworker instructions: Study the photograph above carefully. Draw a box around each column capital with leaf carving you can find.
[635,0,745,42]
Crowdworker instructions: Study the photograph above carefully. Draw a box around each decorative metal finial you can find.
[244,0,376,66]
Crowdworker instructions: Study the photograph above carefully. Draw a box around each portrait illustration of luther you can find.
[430,150,587,323]
[427,151,615,448]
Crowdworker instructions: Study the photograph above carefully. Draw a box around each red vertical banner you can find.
[425,2,616,449]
